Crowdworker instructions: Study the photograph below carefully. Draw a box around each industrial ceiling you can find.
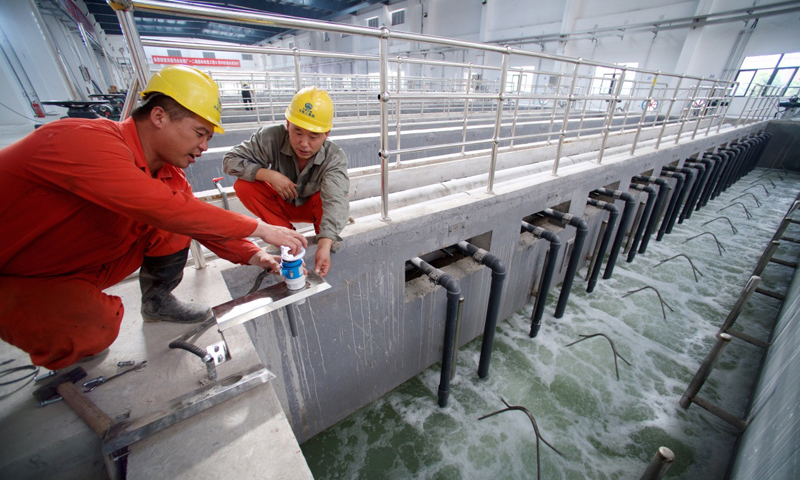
[82,0,389,45]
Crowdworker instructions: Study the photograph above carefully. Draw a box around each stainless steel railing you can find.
[111,0,781,222]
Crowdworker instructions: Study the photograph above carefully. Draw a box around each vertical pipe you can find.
[456,241,507,379]
[521,222,561,337]
[660,167,694,229]
[639,447,675,480]
[591,189,635,279]
[631,176,669,254]
[542,210,589,318]
[449,296,465,380]
[625,184,656,262]
[285,304,299,337]
[656,172,684,241]
[585,199,618,292]
[292,48,301,90]
[409,257,461,408]
[487,48,510,193]
[509,68,524,147]
[379,27,390,221]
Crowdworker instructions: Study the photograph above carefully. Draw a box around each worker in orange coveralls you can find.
[0,65,307,370]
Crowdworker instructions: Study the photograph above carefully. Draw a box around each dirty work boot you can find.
[139,247,212,324]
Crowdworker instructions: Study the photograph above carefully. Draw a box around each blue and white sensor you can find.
[280,245,306,291]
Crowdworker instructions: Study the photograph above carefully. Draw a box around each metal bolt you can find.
[38,396,64,407]
[117,361,135,367]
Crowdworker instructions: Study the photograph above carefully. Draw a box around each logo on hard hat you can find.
[300,102,315,118]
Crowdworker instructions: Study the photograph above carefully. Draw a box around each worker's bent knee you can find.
[0,276,124,370]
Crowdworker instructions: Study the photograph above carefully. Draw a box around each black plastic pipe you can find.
[585,199,618,292]
[542,209,589,318]
[592,188,636,280]
[521,221,561,337]
[689,157,716,208]
[631,176,669,254]
[625,184,656,263]
[699,153,722,205]
[661,166,696,225]
[719,145,745,192]
[678,162,706,220]
[657,172,685,241]
[712,149,735,198]
[455,241,506,379]
[409,257,461,408]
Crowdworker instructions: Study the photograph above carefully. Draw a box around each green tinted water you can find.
[302,168,799,479]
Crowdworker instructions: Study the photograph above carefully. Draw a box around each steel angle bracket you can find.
[212,270,331,331]
[102,364,273,455]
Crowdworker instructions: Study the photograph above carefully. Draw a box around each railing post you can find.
[108,0,150,92]
[553,60,580,176]
[692,79,718,139]
[735,85,759,127]
[487,47,509,193]
[655,75,683,149]
[679,332,732,409]
[716,81,737,134]
[510,68,524,147]
[379,26,391,221]
[597,67,626,164]
[631,71,659,155]
[461,63,473,154]
[675,78,702,144]
[639,447,675,480]
[395,56,403,166]
[292,47,301,91]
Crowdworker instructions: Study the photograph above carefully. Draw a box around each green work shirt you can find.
[222,124,350,242]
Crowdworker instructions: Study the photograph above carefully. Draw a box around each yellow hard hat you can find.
[285,87,333,133]
[141,65,225,134]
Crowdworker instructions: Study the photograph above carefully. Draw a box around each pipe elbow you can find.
[438,273,461,296]
[571,217,589,234]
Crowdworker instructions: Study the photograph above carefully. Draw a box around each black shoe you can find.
[140,248,212,324]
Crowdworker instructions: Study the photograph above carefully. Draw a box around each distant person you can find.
[0,65,306,370]
[223,87,349,277]
[241,83,253,111]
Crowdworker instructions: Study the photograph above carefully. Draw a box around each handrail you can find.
[111,0,780,222]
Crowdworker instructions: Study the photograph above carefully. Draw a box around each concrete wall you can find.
[758,121,800,172]
[219,121,764,442]
[727,230,800,480]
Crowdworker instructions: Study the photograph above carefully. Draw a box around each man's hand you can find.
[256,169,297,201]
[248,251,281,272]
[314,237,333,277]
[251,219,307,255]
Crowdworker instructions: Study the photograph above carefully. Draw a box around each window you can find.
[202,52,216,59]
[288,41,295,49]
[734,52,800,97]
[242,53,253,61]
[167,49,182,57]
[391,9,405,26]
[323,32,330,42]
[368,17,379,28]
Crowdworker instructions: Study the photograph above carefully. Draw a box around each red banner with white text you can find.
[152,56,241,67]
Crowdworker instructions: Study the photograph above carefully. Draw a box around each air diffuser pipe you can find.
[592,188,636,280]
[711,149,735,198]
[691,156,718,208]
[625,184,656,263]
[719,145,745,192]
[585,199,618,292]
[728,140,753,184]
[542,209,588,318]
[679,162,706,220]
[455,241,507,379]
[409,257,461,408]
[520,221,561,337]
[631,176,669,254]
[656,172,685,241]
[660,166,696,225]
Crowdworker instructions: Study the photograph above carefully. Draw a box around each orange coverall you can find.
[0,118,261,369]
